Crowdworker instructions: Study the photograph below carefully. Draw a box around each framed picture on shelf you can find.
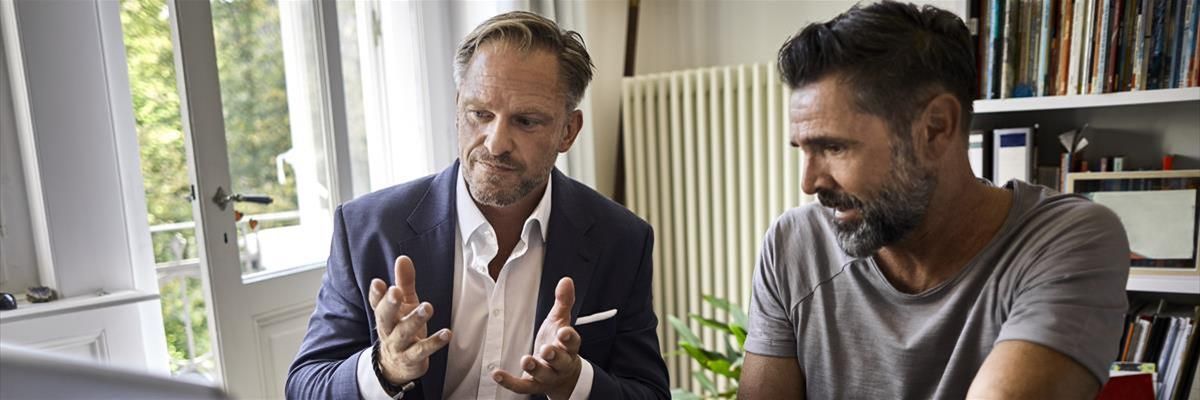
[1065,170,1200,279]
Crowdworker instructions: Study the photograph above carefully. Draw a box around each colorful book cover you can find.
[1095,0,1113,93]
[1014,0,1037,97]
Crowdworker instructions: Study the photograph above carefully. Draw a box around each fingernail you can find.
[417,303,429,317]
[493,373,502,383]
[439,329,450,339]
[386,291,397,304]
[544,350,556,361]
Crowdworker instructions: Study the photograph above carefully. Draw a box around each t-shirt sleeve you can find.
[744,225,798,357]
[994,201,1131,384]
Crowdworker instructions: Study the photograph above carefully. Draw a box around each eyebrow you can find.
[793,135,859,149]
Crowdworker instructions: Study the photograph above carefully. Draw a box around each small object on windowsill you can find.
[0,292,17,310]
[1162,154,1175,170]
[26,286,58,303]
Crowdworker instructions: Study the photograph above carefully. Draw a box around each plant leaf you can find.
[670,388,703,400]
[690,314,734,335]
[668,315,702,346]
[704,295,749,327]
[693,370,719,395]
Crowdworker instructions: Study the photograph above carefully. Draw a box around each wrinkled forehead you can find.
[459,42,567,109]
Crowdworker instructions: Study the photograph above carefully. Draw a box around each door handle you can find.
[212,186,274,211]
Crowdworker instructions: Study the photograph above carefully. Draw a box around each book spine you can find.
[1016,0,1037,97]
[1086,0,1102,93]
[1105,0,1125,92]
[1095,0,1112,93]
[1002,0,1021,97]
[990,0,1007,97]
[1069,0,1088,93]
[1058,0,1076,95]
[1177,0,1197,85]
[979,0,991,99]
[1149,0,1168,89]
[1038,0,1054,95]
[1117,0,1138,90]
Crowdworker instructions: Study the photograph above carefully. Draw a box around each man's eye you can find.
[515,116,541,128]
[824,144,846,154]
[470,110,493,120]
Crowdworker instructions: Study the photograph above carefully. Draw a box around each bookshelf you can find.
[973,89,1200,295]
[974,87,1200,112]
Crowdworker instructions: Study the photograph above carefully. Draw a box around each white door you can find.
[168,0,348,398]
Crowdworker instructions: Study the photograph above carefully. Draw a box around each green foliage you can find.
[120,0,302,377]
[668,295,747,399]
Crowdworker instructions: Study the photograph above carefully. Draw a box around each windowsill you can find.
[0,289,160,324]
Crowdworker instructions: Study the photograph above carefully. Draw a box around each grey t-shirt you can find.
[745,180,1130,399]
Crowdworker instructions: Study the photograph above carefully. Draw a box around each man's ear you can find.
[558,110,583,153]
[917,93,962,161]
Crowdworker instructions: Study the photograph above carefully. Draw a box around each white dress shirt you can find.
[356,170,593,400]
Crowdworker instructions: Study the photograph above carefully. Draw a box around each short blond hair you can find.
[454,11,595,110]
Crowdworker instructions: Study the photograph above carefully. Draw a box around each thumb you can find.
[394,255,420,304]
[548,277,575,323]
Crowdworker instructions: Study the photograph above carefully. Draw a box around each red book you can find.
[1096,373,1154,400]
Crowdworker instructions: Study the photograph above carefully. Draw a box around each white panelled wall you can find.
[622,64,813,394]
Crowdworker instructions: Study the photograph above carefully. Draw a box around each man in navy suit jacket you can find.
[287,11,668,400]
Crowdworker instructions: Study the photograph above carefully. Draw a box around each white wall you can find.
[580,0,968,198]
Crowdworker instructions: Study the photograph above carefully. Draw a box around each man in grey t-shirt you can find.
[739,3,1130,400]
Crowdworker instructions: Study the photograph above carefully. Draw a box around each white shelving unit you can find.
[973,88,1200,295]
[975,87,1200,113]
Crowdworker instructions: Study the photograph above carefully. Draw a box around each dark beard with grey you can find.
[466,152,545,207]
[818,150,936,258]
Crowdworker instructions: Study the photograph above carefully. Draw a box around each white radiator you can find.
[620,63,813,393]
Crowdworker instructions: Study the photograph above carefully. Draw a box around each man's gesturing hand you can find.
[492,277,584,400]
[368,255,452,386]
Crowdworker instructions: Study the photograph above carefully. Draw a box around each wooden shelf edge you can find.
[974,87,1200,114]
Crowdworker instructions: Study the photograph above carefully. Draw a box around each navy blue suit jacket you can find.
[287,162,669,399]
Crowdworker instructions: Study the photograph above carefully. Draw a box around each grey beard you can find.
[823,157,936,258]
[468,173,542,208]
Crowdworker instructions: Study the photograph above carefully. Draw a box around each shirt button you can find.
[487,362,498,370]
[491,308,501,317]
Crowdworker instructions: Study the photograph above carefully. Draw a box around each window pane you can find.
[209,0,333,278]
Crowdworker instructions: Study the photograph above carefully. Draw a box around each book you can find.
[1036,0,1054,95]
[969,130,986,178]
[1057,0,1076,95]
[1001,0,1021,97]
[993,126,1034,184]
[1069,0,1088,94]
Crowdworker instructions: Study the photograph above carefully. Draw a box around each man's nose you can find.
[483,118,515,156]
[801,156,833,195]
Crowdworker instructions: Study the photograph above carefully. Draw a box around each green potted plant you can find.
[667,295,748,399]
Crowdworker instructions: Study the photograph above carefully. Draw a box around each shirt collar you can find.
[456,167,553,242]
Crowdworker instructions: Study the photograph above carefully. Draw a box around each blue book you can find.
[986,0,1005,99]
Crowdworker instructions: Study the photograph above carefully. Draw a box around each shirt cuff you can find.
[356,346,402,400]
[567,357,595,400]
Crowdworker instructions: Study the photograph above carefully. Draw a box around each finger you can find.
[546,277,575,324]
[539,342,576,372]
[369,279,387,308]
[394,256,420,305]
[492,369,541,395]
[373,286,403,338]
[520,354,558,383]
[403,328,452,361]
[556,326,582,356]
[387,302,434,351]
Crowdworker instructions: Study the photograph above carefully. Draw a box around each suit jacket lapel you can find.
[535,169,598,338]
[399,162,458,400]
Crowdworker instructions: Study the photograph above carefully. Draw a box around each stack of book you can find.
[977,0,1200,99]
[1116,303,1200,400]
